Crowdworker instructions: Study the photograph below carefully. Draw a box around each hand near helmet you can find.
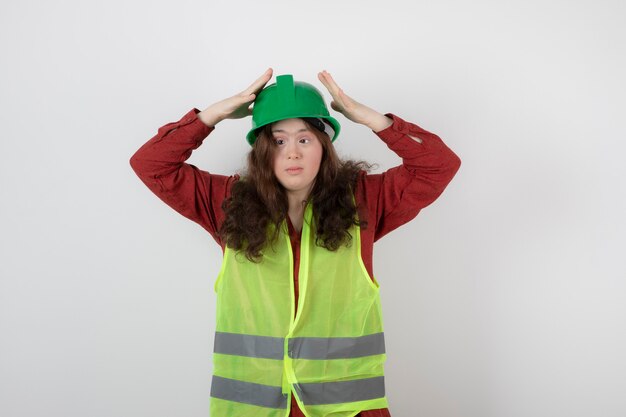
[317,70,393,132]
[198,68,274,127]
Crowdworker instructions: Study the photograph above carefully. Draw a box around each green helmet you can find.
[246,74,341,145]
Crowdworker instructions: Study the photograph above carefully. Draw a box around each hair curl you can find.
[220,119,372,262]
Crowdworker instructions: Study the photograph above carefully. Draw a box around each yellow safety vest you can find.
[210,202,388,417]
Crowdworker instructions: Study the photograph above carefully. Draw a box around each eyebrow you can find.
[271,128,310,134]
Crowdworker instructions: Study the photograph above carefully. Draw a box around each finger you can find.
[317,71,336,95]
[317,71,330,89]
[243,68,273,95]
[318,71,347,109]
[319,70,341,96]
[317,71,334,96]
[244,68,272,95]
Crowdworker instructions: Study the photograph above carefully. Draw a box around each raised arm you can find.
[317,70,462,240]
[129,69,274,243]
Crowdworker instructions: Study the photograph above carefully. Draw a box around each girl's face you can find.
[271,118,324,199]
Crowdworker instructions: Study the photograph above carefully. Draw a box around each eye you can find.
[299,137,311,144]
[274,138,285,145]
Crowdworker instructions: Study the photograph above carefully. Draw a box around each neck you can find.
[286,182,314,213]
[285,188,312,234]
[287,191,308,213]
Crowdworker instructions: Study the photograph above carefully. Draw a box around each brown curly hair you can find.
[219,119,372,262]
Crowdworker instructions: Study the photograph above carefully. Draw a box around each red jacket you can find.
[130,108,461,416]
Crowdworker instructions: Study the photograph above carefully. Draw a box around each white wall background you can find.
[1,0,624,416]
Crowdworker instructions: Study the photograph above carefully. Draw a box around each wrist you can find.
[366,113,393,132]
[197,107,223,127]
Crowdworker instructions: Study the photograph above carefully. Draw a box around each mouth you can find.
[286,167,303,173]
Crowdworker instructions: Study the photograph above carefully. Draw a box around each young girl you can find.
[130,68,461,417]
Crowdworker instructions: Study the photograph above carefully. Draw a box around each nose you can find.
[286,141,301,159]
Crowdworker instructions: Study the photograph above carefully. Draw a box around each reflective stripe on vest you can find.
[214,332,284,360]
[210,374,385,409]
[211,375,288,409]
[294,376,386,405]
[214,331,386,360]
[211,202,388,417]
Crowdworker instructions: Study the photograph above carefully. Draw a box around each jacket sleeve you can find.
[129,108,236,245]
[358,113,462,241]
